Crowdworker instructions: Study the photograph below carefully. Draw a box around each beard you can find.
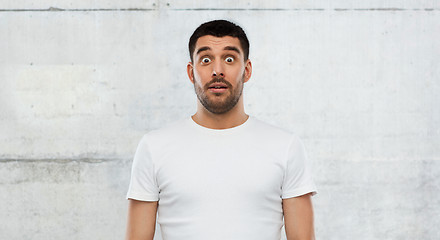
[193,74,245,114]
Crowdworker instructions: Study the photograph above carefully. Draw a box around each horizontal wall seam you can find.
[0,7,154,12]
[0,8,439,12]
[0,158,126,163]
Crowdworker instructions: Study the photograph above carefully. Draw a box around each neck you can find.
[192,98,248,129]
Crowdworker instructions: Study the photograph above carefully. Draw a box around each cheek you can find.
[193,68,209,81]
[230,67,245,81]
[192,70,208,88]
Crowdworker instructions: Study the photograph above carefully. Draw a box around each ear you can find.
[243,59,252,83]
[187,62,195,84]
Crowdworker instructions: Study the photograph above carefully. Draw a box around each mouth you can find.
[208,82,229,93]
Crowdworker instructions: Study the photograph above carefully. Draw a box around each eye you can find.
[225,57,234,63]
[201,57,211,64]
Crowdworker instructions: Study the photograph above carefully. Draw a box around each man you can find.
[126,20,317,240]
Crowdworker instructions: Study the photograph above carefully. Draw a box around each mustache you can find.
[204,77,233,89]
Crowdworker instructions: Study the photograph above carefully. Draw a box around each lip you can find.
[209,82,228,88]
[208,87,228,93]
[208,82,229,93]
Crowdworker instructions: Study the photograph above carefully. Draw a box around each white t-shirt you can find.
[127,116,317,240]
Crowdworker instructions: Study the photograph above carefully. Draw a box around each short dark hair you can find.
[188,20,250,62]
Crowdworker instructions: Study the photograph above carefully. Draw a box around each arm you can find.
[125,199,158,240]
[282,193,315,240]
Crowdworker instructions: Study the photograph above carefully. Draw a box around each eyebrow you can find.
[223,46,241,54]
[195,46,241,55]
[196,47,211,55]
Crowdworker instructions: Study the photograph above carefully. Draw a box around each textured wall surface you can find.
[1,1,439,239]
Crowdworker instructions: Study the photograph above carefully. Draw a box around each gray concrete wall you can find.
[1,1,439,239]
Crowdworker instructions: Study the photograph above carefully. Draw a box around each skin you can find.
[126,35,315,240]
[125,200,157,240]
[187,35,252,129]
[283,193,316,240]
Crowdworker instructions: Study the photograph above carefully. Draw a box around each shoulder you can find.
[249,116,300,142]
[245,116,306,155]
[146,117,190,136]
[141,118,189,144]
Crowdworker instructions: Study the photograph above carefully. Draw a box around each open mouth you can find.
[208,83,228,89]
[208,82,229,93]
[209,86,228,89]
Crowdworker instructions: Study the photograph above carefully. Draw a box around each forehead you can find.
[194,35,243,54]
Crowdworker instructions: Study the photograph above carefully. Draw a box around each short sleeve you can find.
[281,136,317,199]
[126,135,160,201]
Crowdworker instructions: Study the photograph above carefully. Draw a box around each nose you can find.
[212,62,224,77]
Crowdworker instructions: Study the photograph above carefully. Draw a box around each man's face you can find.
[187,35,252,114]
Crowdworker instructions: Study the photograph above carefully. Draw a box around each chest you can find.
[154,146,285,209]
